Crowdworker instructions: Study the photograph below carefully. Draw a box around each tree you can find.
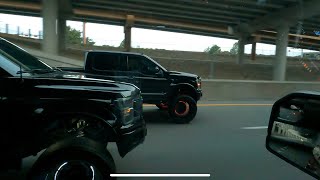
[66,26,95,46]
[230,42,238,54]
[204,44,221,55]
[119,39,125,48]
[85,37,95,46]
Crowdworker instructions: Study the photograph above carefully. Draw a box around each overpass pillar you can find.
[124,25,132,52]
[273,24,289,81]
[237,36,245,64]
[58,17,66,53]
[251,42,256,61]
[42,0,59,54]
[124,15,135,52]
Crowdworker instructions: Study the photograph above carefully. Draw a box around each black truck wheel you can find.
[27,137,116,180]
[168,95,197,124]
[156,103,169,110]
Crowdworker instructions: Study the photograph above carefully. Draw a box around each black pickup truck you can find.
[61,51,203,123]
[0,38,146,179]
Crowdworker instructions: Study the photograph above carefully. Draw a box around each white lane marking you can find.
[110,174,211,177]
[241,126,268,130]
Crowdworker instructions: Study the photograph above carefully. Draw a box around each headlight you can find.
[123,107,134,117]
[112,97,134,125]
[196,78,202,89]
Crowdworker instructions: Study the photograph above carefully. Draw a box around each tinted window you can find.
[0,39,51,70]
[0,51,23,76]
[128,55,157,75]
[91,53,127,71]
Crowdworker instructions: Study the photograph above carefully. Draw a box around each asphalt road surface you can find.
[6,101,317,180]
[108,102,315,180]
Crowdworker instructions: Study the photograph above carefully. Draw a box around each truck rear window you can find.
[89,53,127,71]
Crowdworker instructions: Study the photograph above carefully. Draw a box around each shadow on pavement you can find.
[143,108,172,124]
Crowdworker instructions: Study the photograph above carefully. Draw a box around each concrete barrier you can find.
[201,79,320,101]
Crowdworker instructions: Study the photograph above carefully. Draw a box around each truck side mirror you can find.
[266,91,320,179]
[147,66,160,74]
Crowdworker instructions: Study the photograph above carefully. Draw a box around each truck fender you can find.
[169,83,198,101]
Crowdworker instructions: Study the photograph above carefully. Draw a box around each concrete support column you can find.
[58,17,66,52]
[237,36,245,64]
[124,26,131,52]
[251,42,256,61]
[5,24,8,34]
[124,15,135,52]
[39,31,42,39]
[273,24,289,81]
[42,0,58,54]
[83,22,86,46]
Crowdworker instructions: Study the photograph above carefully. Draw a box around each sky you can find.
[0,13,316,56]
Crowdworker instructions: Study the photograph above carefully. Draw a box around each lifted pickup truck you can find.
[61,51,203,123]
[0,38,146,179]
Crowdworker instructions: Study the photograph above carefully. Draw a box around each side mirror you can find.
[147,66,160,73]
[266,91,320,179]
[146,66,163,77]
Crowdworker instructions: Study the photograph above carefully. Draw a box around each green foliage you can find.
[66,26,81,45]
[119,39,125,48]
[66,26,95,46]
[230,42,238,54]
[86,37,95,46]
[204,44,221,55]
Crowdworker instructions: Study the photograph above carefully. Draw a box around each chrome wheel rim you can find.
[52,160,101,180]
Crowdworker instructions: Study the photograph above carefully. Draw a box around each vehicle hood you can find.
[168,71,199,79]
[31,71,139,98]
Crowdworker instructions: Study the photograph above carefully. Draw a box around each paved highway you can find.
[108,102,314,180]
[6,101,316,180]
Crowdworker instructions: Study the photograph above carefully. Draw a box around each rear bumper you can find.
[116,118,147,157]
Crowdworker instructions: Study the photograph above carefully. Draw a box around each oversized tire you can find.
[27,137,116,180]
[168,95,197,124]
[156,103,168,110]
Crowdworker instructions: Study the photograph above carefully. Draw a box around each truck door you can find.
[0,67,15,162]
[0,54,38,154]
[0,66,22,155]
[127,54,170,103]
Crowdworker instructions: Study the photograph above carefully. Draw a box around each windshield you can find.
[0,38,52,71]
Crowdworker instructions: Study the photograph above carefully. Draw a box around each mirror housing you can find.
[147,66,163,77]
[266,91,320,179]
[147,66,160,74]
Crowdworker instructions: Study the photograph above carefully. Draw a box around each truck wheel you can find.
[27,137,116,180]
[168,95,197,124]
[156,103,168,110]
